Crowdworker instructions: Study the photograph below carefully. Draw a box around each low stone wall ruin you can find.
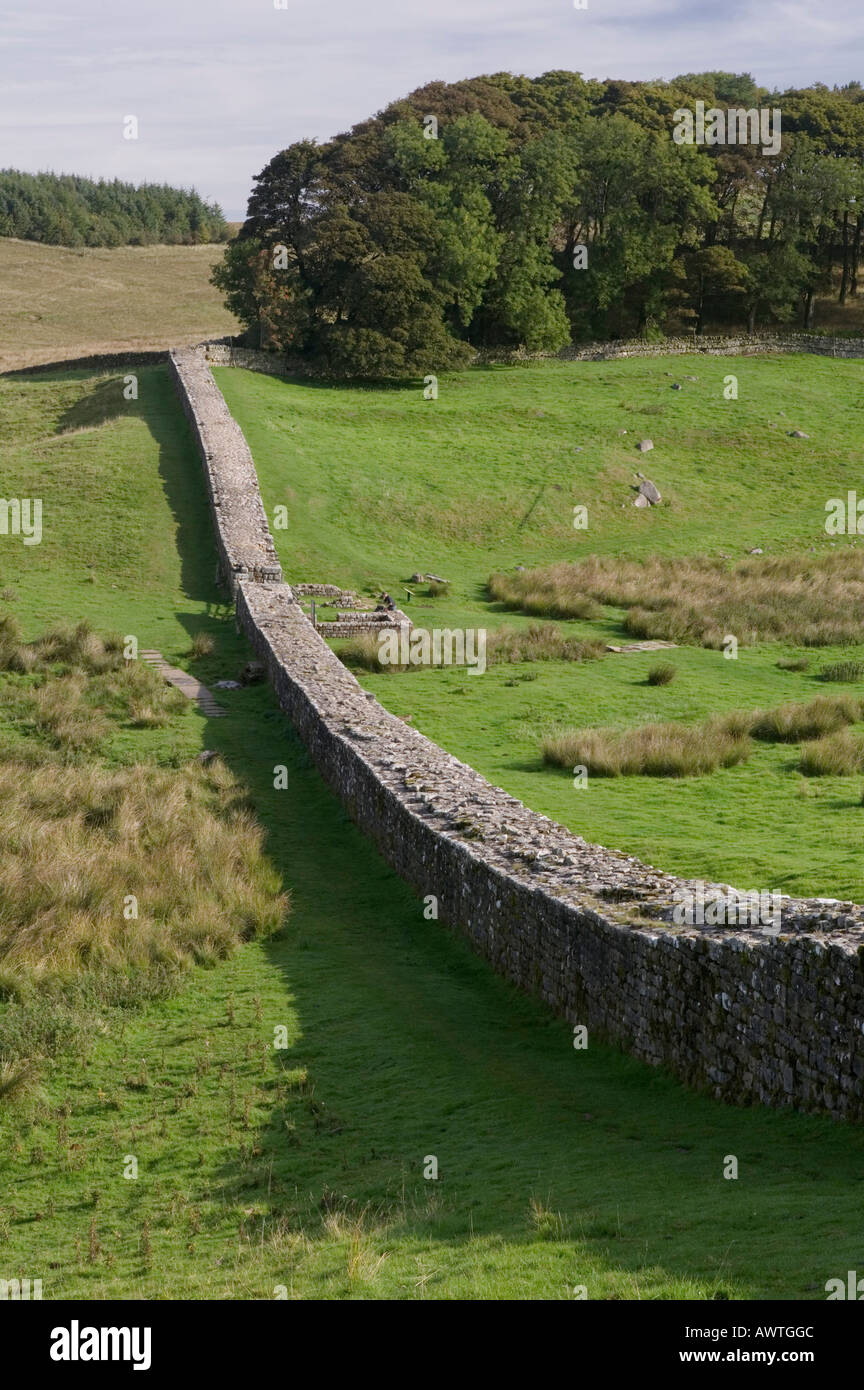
[169,343,864,1121]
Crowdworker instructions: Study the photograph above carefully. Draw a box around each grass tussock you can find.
[491,551,864,648]
[819,659,864,682]
[646,663,676,686]
[190,632,214,659]
[746,694,862,742]
[542,718,750,778]
[337,633,407,673]
[800,729,864,776]
[486,623,604,665]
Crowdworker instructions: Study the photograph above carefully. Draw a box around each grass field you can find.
[0,238,238,371]
[2,362,864,1299]
[215,355,864,900]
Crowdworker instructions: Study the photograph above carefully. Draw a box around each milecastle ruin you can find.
[170,342,864,1122]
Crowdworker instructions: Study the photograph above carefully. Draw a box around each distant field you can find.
[216,354,864,900]
[0,237,238,370]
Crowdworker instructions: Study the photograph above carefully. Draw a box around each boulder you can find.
[637,439,654,452]
[638,478,662,504]
[633,493,650,508]
[239,660,266,686]
[788,429,809,438]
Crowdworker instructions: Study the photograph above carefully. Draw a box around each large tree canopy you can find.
[214,72,864,377]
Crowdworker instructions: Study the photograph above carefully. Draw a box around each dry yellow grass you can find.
[0,618,288,1080]
[491,552,864,648]
[542,695,864,777]
[0,236,238,370]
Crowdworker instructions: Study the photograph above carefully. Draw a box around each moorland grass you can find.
[338,622,604,673]
[542,695,864,777]
[490,552,864,648]
[542,718,749,777]
[819,659,864,682]
[0,620,287,1072]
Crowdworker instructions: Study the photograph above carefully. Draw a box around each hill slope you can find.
[0,237,238,371]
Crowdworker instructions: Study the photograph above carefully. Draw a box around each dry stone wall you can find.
[200,333,864,378]
[170,344,864,1121]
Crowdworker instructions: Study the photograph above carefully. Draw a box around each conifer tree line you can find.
[0,170,229,247]
[213,70,864,377]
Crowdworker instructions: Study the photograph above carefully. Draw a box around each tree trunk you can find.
[839,210,850,304]
[852,215,863,297]
[756,190,770,241]
[748,304,757,334]
[803,289,815,331]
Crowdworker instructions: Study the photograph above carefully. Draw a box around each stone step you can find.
[139,651,226,716]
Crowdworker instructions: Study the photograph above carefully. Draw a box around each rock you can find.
[638,478,662,504]
[214,679,242,689]
[409,572,424,584]
[633,493,650,507]
[685,375,698,381]
[425,573,448,584]
[748,547,764,555]
[239,661,266,685]
[671,383,683,390]
[515,565,525,571]
[637,439,654,452]
[197,750,218,763]
[788,430,809,438]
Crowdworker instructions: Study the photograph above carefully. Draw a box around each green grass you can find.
[216,356,864,900]
[3,362,864,1301]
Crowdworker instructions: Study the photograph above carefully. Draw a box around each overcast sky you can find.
[2,0,862,219]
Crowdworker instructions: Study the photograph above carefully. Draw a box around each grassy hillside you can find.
[3,363,864,1299]
[0,238,237,371]
[215,356,864,899]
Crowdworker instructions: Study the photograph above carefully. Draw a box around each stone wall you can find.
[199,332,864,379]
[562,333,864,362]
[170,344,864,1121]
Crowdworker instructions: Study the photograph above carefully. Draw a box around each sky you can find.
[2,0,863,219]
